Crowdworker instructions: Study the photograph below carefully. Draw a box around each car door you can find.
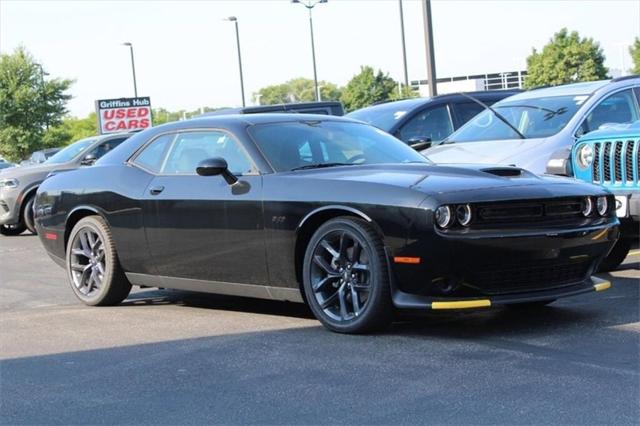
[395,103,454,146]
[136,129,268,286]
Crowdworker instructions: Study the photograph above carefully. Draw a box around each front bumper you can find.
[0,190,21,226]
[392,276,611,310]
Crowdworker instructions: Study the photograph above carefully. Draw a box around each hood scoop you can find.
[480,167,524,177]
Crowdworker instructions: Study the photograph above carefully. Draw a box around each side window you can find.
[582,89,639,134]
[162,131,253,175]
[397,104,454,143]
[133,134,174,173]
[453,102,486,127]
[88,137,127,160]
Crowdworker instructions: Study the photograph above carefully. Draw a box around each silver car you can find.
[424,76,640,174]
[0,133,131,236]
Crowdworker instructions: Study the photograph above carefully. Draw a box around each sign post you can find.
[95,97,152,134]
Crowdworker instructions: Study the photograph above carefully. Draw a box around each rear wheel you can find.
[66,216,131,306]
[22,196,36,234]
[0,223,26,236]
[302,217,393,334]
[597,238,631,272]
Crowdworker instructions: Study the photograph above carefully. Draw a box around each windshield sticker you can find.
[573,95,588,105]
[394,111,407,120]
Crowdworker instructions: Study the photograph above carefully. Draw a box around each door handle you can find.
[149,185,165,195]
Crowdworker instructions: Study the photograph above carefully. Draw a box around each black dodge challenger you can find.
[34,114,617,333]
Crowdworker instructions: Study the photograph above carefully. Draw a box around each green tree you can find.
[0,47,73,161]
[253,78,342,105]
[524,28,608,89]
[340,66,400,112]
[630,37,640,74]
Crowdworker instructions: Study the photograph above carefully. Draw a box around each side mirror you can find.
[81,153,97,166]
[407,137,432,151]
[196,157,238,185]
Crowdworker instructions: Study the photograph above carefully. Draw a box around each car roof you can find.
[346,90,520,115]
[504,80,612,101]
[186,112,356,127]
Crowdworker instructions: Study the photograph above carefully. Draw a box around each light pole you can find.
[225,16,246,107]
[122,42,138,97]
[421,0,437,96]
[35,63,50,129]
[398,0,409,91]
[292,0,327,102]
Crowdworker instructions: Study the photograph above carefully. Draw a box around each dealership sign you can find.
[95,97,152,134]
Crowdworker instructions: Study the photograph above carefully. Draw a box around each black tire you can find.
[597,238,631,272]
[66,216,131,306]
[505,299,556,309]
[22,196,37,235]
[302,217,393,334]
[0,223,26,236]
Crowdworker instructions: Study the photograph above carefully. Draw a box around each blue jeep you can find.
[572,121,639,270]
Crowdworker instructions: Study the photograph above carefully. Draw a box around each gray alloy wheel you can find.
[66,216,131,306]
[302,217,393,334]
[22,196,37,234]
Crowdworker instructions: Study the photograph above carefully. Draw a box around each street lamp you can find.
[224,16,246,107]
[122,42,138,97]
[292,0,327,102]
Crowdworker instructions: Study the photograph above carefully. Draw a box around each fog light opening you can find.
[431,277,460,295]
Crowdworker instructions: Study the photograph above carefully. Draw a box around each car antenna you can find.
[457,92,525,139]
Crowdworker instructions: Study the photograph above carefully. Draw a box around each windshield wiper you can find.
[290,162,355,171]
[457,92,526,139]
[501,104,568,121]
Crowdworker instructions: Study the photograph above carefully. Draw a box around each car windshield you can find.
[249,120,429,172]
[346,99,424,131]
[45,138,95,164]
[448,94,589,142]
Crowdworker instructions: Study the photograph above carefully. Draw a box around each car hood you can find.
[284,163,603,202]
[423,138,547,167]
[0,162,73,180]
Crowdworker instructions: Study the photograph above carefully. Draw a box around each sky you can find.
[1,0,639,117]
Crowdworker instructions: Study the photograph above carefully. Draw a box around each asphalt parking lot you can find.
[1,235,638,425]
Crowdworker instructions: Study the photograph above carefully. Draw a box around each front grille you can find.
[469,258,591,295]
[591,139,638,185]
[473,197,585,226]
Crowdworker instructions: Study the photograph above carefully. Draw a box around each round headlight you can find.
[582,197,593,217]
[577,144,594,169]
[456,204,472,226]
[435,206,453,228]
[596,196,608,216]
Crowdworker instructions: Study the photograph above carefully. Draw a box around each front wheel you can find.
[597,238,631,272]
[302,217,393,334]
[66,216,131,306]
[0,224,26,236]
[22,196,37,234]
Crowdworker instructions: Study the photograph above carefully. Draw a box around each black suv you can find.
[346,90,519,149]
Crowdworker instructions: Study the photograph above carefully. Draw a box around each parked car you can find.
[0,133,131,236]
[568,121,639,270]
[199,101,344,117]
[19,147,62,166]
[0,160,14,170]
[34,114,617,334]
[346,90,519,149]
[424,76,640,173]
